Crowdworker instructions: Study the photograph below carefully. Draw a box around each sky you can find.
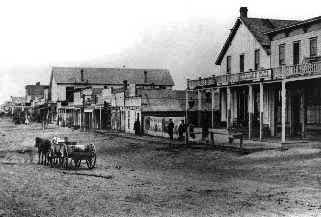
[1,0,321,104]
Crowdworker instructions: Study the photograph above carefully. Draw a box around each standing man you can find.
[134,117,141,136]
[178,120,185,140]
[167,119,174,141]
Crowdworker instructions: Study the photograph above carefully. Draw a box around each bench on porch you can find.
[208,128,244,150]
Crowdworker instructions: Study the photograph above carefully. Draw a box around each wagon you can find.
[49,137,96,169]
[63,143,96,169]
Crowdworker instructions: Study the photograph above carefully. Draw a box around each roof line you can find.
[52,66,170,71]
[215,18,241,65]
[265,16,321,35]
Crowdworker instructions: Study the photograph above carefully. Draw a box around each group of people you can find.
[133,117,187,141]
[167,119,186,141]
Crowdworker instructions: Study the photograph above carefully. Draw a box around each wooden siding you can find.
[219,22,270,75]
[271,24,321,67]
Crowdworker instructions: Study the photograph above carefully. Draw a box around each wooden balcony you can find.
[272,62,321,80]
[187,62,321,90]
[187,76,216,89]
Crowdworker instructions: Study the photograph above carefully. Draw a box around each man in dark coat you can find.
[134,118,141,136]
[167,119,174,140]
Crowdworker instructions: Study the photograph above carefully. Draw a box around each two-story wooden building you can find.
[266,15,321,142]
[186,7,310,143]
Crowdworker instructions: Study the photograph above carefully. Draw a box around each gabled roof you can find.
[215,17,300,65]
[51,67,175,86]
[266,16,321,35]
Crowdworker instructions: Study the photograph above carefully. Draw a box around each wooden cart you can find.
[49,137,96,169]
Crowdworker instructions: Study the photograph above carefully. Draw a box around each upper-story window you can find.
[293,41,301,65]
[226,56,231,74]
[240,54,244,73]
[254,49,260,70]
[310,37,318,57]
[66,86,74,102]
[279,44,285,66]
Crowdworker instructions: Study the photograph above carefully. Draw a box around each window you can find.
[240,54,244,72]
[66,87,74,102]
[310,37,318,57]
[226,56,231,74]
[254,49,260,70]
[293,41,301,65]
[279,44,285,66]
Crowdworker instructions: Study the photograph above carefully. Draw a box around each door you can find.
[237,88,248,127]
[292,93,301,136]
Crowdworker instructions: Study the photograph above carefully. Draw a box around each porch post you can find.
[259,82,264,141]
[91,111,94,129]
[289,91,292,136]
[185,82,189,146]
[99,107,102,129]
[64,109,67,127]
[248,85,253,139]
[227,87,231,130]
[211,88,215,128]
[197,89,202,127]
[300,89,305,138]
[281,80,286,143]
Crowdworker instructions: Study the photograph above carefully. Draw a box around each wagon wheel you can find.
[86,153,96,169]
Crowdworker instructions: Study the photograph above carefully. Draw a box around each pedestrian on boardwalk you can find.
[167,119,174,141]
[178,120,186,140]
[134,118,141,136]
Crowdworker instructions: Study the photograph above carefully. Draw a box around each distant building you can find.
[25,82,49,104]
[49,66,175,129]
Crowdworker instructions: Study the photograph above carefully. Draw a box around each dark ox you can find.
[35,137,51,165]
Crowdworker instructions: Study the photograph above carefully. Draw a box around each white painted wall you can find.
[218,21,270,75]
[271,27,321,67]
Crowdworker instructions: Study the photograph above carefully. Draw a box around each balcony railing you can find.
[187,76,216,90]
[273,62,321,79]
[187,62,321,90]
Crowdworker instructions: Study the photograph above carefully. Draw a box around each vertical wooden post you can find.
[64,109,67,127]
[281,81,286,143]
[92,111,94,129]
[185,86,189,146]
[227,87,231,130]
[99,106,102,129]
[197,89,202,127]
[211,88,215,128]
[270,87,276,137]
[248,85,253,140]
[301,88,305,138]
[289,91,292,136]
[259,82,264,141]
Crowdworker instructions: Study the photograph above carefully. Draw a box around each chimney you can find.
[240,7,248,18]
[80,69,84,81]
[144,70,148,83]
[36,82,40,86]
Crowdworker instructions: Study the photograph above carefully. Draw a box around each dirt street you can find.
[1,117,321,217]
